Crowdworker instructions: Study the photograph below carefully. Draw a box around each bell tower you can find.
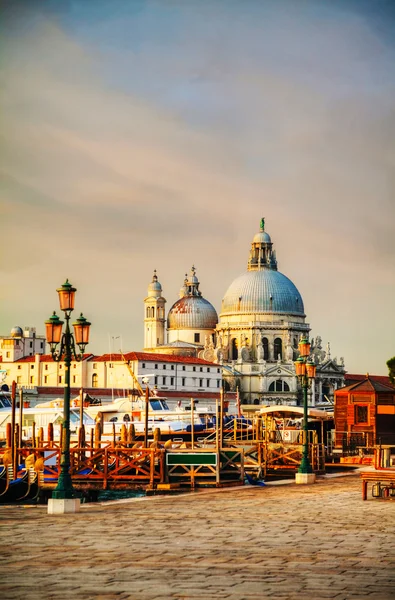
[144,270,166,349]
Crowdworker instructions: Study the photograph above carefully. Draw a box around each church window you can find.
[194,333,200,343]
[92,373,98,388]
[146,307,150,318]
[231,339,238,361]
[268,379,289,392]
[162,376,166,385]
[263,338,269,360]
[274,338,282,360]
[199,379,203,387]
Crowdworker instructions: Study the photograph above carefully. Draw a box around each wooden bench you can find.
[361,470,395,500]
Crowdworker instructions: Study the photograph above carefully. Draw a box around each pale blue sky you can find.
[1,0,395,373]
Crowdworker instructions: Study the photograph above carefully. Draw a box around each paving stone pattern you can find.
[1,475,394,600]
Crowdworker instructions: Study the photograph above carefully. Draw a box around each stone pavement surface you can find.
[1,475,394,600]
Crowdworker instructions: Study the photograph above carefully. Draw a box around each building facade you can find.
[0,352,222,401]
[143,219,346,405]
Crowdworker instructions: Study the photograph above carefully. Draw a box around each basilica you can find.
[143,219,346,406]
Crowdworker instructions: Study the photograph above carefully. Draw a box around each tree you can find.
[387,357,395,385]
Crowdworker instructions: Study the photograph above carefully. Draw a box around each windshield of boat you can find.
[149,399,169,411]
[0,397,12,409]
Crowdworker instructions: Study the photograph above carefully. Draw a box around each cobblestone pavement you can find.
[1,475,394,600]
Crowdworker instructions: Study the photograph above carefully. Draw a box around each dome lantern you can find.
[248,218,277,271]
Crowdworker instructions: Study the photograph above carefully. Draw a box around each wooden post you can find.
[94,422,102,448]
[14,423,19,474]
[220,388,224,449]
[38,427,44,447]
[120,424,127,446]
[6,422,12,448]
[79,388,84,429]
[32,421,36,449]
[11,381,16,475]
[18,388,23,449]
[215,399,219,452]
[144,386,149,448]
[191,398,195,450]
[48,422,54,446]
[112,422,116,446]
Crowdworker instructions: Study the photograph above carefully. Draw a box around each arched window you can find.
[263,337,269,360]
[268,379,290,392]
[151,307,155,318]
[92,373,98,388]
[274,337,282,360]
[146,307,150,318]
[231,338,238,361]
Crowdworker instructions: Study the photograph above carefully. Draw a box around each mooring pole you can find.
[144,385,149,448]
[11,381,17,476]
[18,387,23,450]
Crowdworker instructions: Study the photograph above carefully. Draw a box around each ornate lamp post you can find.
[45,280,91,514]
[294,336,316,484]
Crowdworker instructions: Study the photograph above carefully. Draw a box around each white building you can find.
[142,219,345,405]
[0,352,222,402]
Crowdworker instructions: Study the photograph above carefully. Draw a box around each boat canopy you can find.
[258,405,331,420]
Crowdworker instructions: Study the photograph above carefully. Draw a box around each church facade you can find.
[143,219,346,406]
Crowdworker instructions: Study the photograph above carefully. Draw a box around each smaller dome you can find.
[11,326,23,338]
[253,231,271,244]
[168,297,218,330]
[147,270,162,297]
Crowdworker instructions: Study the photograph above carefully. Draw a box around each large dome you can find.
[220,269,304,316]
[167,296,218,330]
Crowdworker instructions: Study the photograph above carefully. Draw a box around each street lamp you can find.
[45,280,91,514]
[294,336,316,484]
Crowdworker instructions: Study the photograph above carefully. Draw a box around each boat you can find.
[0,405,95,442]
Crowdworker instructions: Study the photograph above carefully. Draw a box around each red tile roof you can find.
[345,373,394,388]
[89,352,218,366]
[340,374,395,393]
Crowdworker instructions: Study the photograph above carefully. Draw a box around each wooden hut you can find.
[334,375,395,449]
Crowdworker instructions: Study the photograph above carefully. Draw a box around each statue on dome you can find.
[260,217,265,230]
[340,356,345,367]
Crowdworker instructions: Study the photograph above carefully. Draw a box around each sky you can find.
[1,0,394,374]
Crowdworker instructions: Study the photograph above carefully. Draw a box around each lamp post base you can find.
[295,472,316,485]
[48,498,81,515]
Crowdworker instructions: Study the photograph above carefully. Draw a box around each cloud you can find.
[1,3,394,373]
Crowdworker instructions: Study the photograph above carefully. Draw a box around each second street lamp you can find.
[45,279,91,514]
[294,336,317,485]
